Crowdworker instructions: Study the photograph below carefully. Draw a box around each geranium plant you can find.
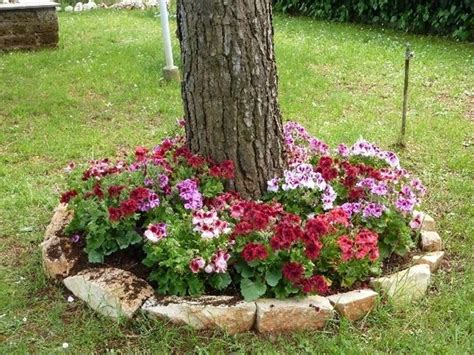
[61,121,426,301]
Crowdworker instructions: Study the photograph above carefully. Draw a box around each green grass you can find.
[1,9,473,353]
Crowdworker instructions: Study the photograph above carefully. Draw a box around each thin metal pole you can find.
[399,44,413,146]
[159,0,174,69]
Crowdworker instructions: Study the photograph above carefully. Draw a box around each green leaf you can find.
[209,273,232,290]
[187,276,205,296]
[240,264,254,278]
[265,267,282,287]
[240,278,266,301]
[87,249,104,263]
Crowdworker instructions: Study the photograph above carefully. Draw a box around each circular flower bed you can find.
[58,121,428,303]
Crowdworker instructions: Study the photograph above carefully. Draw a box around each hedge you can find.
[273,0,473,41]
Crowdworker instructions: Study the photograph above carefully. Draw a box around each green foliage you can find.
[274,0,474,41]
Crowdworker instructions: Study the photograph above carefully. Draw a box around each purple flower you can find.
[341,202,362,217]
[144,223,167,243]
[144,177,154,186]
[371,183,388,196]
[176,179,203,210]
[282,164,326,191]
[395,198,415,213]
[322,185,337,210]
[357,178,376,189]
[337,143,350,157]
[158,174,169,189]
[409,214,422,229]
[267,177,280,192]
[70,234,81,243]
[363,202,385,218]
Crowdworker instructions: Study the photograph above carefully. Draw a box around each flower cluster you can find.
[144,223,167,243]
[176,179,203,210]
[192,209,231,239]
[338,229,379,261]
[62,121,424,301]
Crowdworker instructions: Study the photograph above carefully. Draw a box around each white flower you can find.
[67,296,74,303]
[62,343,69,349]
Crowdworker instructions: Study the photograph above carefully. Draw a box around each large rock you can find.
[327,289,378,321]
[63,267,154,319]
[41,235,81,279]
[142,296,256,334]
[412,210,436,232]
[255,296,334,333]
[41,204,78,279]
[412,251,445,272]
[421,231,442,252]
[43,203,73,241]
[370,264,431,306]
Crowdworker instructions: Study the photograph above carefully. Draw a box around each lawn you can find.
[1,9,473,353]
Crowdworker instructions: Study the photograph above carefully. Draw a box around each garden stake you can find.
[398,44,414,147]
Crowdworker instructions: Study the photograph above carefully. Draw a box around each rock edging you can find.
[43,206,445,332]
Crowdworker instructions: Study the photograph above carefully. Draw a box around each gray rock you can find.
[421,231,442,252]
[412,251,445,272]
[327,289,378,321]
[412,210,436,232]
[255,296,334,333]
[142,295,256,334]
[64,267,154,319]
[370,264,431,306]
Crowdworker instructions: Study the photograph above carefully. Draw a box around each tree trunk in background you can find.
[177,0,286,199]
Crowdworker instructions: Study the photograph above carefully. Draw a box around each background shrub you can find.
[273,0,473,41]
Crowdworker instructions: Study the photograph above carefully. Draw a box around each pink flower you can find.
[192,209,231,239]
[189,257,206,273]
[409,214,422,229]
[211,250,230,273]
[144,223,167,243]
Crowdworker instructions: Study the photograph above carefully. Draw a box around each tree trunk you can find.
[177,0,286,199]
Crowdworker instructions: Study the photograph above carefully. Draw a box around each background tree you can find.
[177,0,286,199]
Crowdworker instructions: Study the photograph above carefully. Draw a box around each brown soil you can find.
[61,236,151,282]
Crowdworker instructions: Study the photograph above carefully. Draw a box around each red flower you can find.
[108,185,125,198]
[108,207,122,222]
[304,215,329,241]
[130,187,150,202]
[60,190,78,204]
[326,208,349,227]
[210,160,235,179]
[282,262,305,283]
[135,146,148,161]
[337,235,354,261]
[318,156,333,168]
[300,275,329,294]
[271,214,303,250]
[304,239,323,260]
[120,199,138,216]
[241,243,268,262]
[187,155,207,168]
[349,187,365,201]
[354,229,379,261]
[92,183,104,199]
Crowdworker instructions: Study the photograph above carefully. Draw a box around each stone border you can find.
[42,206,444,333]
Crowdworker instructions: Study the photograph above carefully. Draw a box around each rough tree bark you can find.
[177,0,286,199]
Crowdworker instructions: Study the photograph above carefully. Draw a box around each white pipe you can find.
[159,0,174,69]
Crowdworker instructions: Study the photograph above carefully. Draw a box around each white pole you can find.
[159,0,179,81]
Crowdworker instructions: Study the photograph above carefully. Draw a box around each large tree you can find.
[177,0,286,199]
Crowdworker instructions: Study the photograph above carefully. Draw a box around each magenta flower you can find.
[144,223,167,243]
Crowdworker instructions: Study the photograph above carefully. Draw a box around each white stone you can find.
[327,289,378,321]
[64,267,154,319]
[412,210,436,232]
[73,2,82,11]
[83,1,96,10]
[255,296,334,333]
[370,264,431,306]
[421,231,442,251]
[412,251,445,272]
[142,296,256,334]
[64,5,73,11]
